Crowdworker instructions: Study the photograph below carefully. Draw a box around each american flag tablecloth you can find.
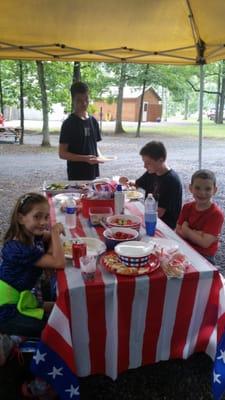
[32,195,225,394]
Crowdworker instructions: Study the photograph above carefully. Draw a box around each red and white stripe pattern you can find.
[45,195,225,380]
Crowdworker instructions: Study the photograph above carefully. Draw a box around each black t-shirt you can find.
[59,114,102,180]
[136,169,182,229]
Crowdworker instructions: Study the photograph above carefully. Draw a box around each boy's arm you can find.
[181,221,217,248]
[59,143,101,164]
[176,223,184,237]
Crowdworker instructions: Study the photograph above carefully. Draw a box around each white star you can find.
[65,385,80,398]
[48,366,63,379]
[213,370,221,384]
[217,349,225,363]
[33,350,47,365]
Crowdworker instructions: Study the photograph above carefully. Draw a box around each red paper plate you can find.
[100,251,160,276]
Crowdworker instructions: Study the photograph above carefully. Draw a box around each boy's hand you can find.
[119,176,136,188]
[86,155,103,164]
[119,176,129,186]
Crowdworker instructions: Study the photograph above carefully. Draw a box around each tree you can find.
[136,65,149,137]
[0,62,4,114]
[18,61,24,144]
[36,61,50,146]
[115,64,127,134]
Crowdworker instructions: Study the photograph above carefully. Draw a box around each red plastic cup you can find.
[72,241,87,268]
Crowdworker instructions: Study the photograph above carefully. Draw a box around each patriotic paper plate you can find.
[101,252,160,276]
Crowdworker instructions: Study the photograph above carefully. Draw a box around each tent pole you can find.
[198,63,204,169]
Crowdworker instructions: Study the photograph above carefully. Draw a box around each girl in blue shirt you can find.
[0,192,65,337]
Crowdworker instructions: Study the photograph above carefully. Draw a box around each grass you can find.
[125,119,225,139]
[25,118,225,140]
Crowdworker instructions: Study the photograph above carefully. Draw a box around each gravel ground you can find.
[1,131,225,399]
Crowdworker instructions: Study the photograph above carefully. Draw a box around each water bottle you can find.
[114,184,125,214]
[145,193,157,236]
[65,196,76,229]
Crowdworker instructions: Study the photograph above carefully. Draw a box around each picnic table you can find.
[31,189,225,399]
[0,127,22,143]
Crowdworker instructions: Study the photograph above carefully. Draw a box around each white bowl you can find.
[115,240,154,267]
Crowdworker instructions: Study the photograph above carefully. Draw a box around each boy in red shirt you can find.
[176,169,224,264]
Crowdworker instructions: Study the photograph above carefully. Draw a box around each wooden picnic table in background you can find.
[0,127,22,143]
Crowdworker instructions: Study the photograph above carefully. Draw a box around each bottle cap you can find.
[116,184,122,191]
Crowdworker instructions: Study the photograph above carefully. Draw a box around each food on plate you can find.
[125,190,144,200]
[102,253,159,276]
[108,232,134,240]
[103,227,139,250]
[106,215,142,231]
[46,182,88,192]
[63,240,72,257]
[46,183,66,190]
[103,254,149,275]
[112,218,134,226]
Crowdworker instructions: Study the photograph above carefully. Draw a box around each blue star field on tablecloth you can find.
[213,333,225,400]
[31,341,80,399]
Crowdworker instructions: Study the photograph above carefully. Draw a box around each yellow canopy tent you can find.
[1,0,225,166]
[1,0,225,64]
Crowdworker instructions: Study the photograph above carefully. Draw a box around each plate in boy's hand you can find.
[97,155,117,162]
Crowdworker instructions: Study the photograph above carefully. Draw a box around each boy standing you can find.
[59,82,103,180]
[176,169,224,264]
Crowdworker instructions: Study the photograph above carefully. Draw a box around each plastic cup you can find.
[79,255,97,281]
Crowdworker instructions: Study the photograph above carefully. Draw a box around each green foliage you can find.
[0,59,223,122]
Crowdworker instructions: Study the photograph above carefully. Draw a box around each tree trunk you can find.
[0,62,4,114]
[184,96,188,120]
[162,88,168,122]
[72,62,81,83]
[18,61,24,144]
[136,65,149,137]
[218,60,225,124]
[115,64,126,134]
[215,63,221,123]
[71,62,81,111]
[36,61,50,146]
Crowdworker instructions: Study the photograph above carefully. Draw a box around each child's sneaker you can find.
[0,333,14,366]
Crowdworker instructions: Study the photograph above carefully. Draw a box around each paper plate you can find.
[63,237,106,259]
[92,177,111,184]
[125,190,144,200]
[97,155,117,162]
[54,193,81,202]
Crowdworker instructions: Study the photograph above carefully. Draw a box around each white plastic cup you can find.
[79,255,97,281]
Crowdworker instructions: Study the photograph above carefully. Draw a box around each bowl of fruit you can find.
[106,214,142,231]
[103,227,139,250]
